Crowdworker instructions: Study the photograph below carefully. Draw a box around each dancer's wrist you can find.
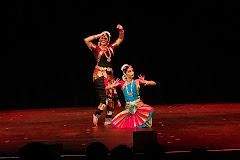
[144,81,148,86]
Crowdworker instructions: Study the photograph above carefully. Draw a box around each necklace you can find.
[100,46,111,62]
[104,51,111,62]
[125,80,133,97]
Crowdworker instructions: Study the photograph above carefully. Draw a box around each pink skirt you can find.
[111,99,154,128]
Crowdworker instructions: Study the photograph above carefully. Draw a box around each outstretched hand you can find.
[138,74,147,84]
[112,78,120,87]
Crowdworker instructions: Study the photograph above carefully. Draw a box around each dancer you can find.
[106,64,156,128]
[84,24,124,126]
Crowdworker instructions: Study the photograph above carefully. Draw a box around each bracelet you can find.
[144,81,148,86]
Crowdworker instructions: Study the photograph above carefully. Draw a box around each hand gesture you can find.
[95,32,104,39]
[112,78,120,88]
[117,24,123,30]
[138,74,146,84]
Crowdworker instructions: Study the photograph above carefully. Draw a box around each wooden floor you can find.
[1,103,240,157]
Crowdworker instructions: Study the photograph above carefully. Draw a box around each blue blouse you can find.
[123,80,139,102]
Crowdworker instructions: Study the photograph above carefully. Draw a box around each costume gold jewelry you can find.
[100,46,111,62]
[125,80,133,97]
[104,52,111,62]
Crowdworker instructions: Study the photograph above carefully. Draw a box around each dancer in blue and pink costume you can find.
[106,64,156,128]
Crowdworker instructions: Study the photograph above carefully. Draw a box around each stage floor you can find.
[1,103,240,156]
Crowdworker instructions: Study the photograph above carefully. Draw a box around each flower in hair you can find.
[121,64,129,72]
[102,31,111,41]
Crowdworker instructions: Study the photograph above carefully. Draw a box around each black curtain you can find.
[4,0,240,109]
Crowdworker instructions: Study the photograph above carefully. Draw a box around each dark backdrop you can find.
[5,0,240,110]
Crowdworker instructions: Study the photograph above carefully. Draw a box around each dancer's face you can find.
[125,66,134,80]
[99,33,109,46]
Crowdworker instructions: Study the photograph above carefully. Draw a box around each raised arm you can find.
[115,24,124,46]
[84,33,103,50]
